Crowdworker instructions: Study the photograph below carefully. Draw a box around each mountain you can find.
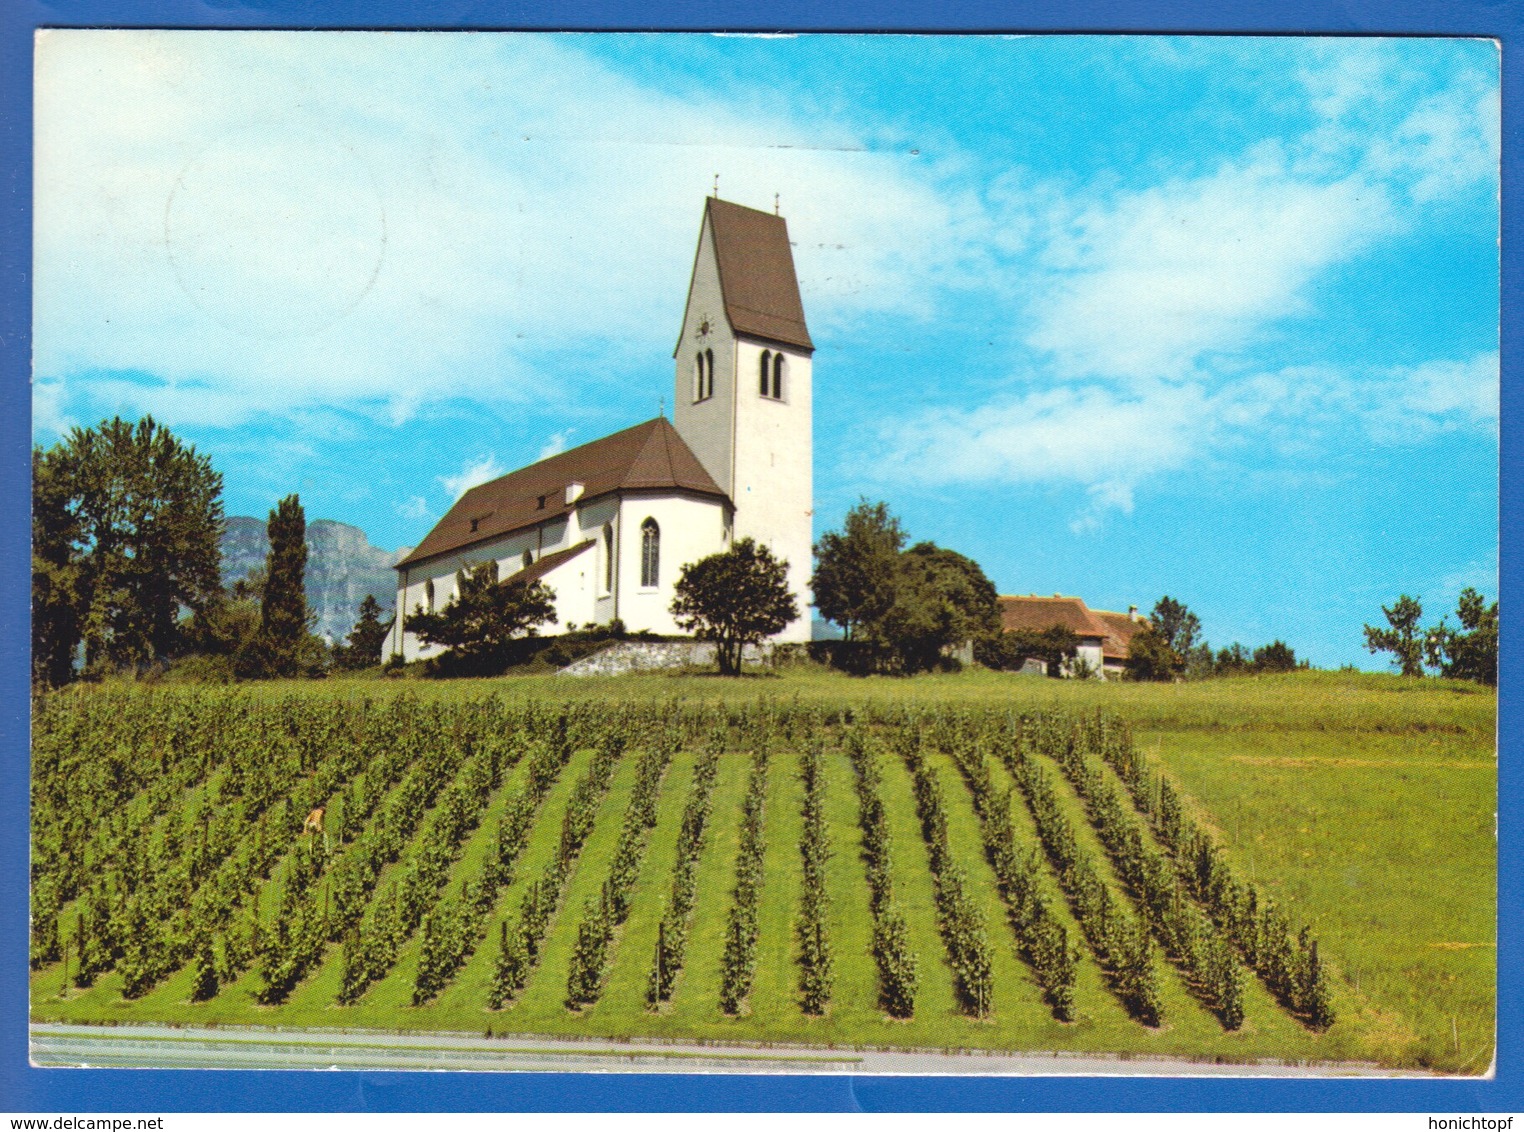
[221,516,399,644]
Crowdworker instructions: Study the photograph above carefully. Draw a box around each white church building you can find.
[387,196,814,662]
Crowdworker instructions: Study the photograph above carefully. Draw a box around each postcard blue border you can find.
[2,0,1517,1113]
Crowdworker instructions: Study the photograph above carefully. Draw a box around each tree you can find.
[247,494,318,678]
[878,543,1002,674]
[1364,595,1426,677]
[335,595,392,671]
[1426,588,1498,686]
[813,502,999,675]
[1127,623,1183,681]
[1151,596,1201,657]
[31,448,82,688]
[408,561,557,675]
[1215,642,1254,676]
[31,417,224,682]
[811,500,904,643]
[977,625,1080,676]
[1252,640,1298,674]
[670,538,798,675]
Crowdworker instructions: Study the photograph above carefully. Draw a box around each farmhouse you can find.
[387,197,814,662]
[997,594,1146,678]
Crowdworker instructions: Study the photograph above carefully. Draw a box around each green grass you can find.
[33,668,1495,1072]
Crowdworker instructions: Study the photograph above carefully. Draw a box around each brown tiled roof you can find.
[515,538,595,586]
[997,595,1110,640]
[397,418,726,569]
[1092,609,1147,661]
[707,197,814,352]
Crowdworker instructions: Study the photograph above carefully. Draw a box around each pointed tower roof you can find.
[397,418,726,568]
[704,197,814,352]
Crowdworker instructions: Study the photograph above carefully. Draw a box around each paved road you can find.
[30,1023,1429,1076]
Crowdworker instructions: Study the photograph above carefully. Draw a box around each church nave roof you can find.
[397,417,726,569]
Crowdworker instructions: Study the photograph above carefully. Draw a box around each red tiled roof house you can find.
[996,595,1147,678]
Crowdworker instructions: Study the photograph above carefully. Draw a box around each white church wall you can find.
[730,336,813,644]
[672,213,737,499]
[575,493,621,628]
[391,514,586,661]
[615,491,729,636]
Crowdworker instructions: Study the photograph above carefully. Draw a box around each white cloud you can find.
[396,495,431,521]
[536,430,575,461]
[1025,153,1395,381]
[33,30,970,432]
[879,380,1211,503]
[876,351,1497,532]
[1362,352,1499,443]
[437,455,505,501]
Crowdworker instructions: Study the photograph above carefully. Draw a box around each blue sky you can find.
[32,32,1498,669]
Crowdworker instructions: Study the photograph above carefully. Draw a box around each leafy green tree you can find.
[670,538,798,675]
[1426,588,1498,686]
[1215,642,1253,676]
[814,502,999,675]
[878,543,1001,674]
[1184,641,1217,680]
[31,448,83,687]
[1151,596,1201,657]
[408,561,557,675]
[1126,622,1183,681]
[1363,595,1426,677]
[976,625,1080,676]
[1252,640,1298,673]
[31,417,224,682]
[335,594,392,671]
[255,495,310,676]
[811,500,904,642]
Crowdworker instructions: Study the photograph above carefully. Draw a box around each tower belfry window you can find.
[640,518,660,588]
[694,349,714,402]
[760,350,785,400]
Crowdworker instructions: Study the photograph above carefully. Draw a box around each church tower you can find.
[673,197,814,643]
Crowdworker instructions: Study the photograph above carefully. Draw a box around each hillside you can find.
[221,516,401,644]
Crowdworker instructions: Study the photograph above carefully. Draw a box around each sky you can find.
[31,31,1499,669]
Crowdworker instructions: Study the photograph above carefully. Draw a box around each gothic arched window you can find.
[703,349,714,399]
[759,349,772,396]
[522,549,533,570]
[695,352,704,402]
[603,522,615,594]
[640,518,660,588]
[425,579,435,612]
[772,352,785,399]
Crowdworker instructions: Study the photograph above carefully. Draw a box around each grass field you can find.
[29,667,1495,1073]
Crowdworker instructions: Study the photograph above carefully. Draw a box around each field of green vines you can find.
[29,670,1495,1073]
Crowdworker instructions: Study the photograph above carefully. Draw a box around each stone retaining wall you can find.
[557,639,772,677]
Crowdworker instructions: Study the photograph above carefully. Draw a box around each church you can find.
[387,197,815,662]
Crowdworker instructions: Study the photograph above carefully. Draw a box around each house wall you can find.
[1063,638,1107,679]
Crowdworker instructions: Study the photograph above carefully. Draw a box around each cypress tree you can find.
[254,493,310,677]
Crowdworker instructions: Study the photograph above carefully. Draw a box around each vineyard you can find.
[29,678,1494,1072]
